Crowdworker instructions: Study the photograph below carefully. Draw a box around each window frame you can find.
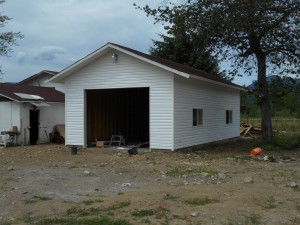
[226,110,233,124]
[193,108,203,126]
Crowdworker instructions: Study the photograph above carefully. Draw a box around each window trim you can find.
[226,110,233,124]
[193,108,203,126]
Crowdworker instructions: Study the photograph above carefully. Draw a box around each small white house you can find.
[19,70,65,93]
[0,83,65,145]
[48,42,244,151]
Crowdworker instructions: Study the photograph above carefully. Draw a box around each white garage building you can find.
[48,43,243,151]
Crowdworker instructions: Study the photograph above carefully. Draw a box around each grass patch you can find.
[36,217,132,225]
[23,195,52,204]
[66,207,93,217]
[245,213,262,225]
[262,196,276,209]
[106,200,131,211]
[82,199,103,205]
[184,197,219,206]
[246,134,300,151]
[131,207,170,219]
[132,209,155,217]
[165,165,218,177]
[163,193,180,201]
[66,201,130,217]
[154,207,170,219]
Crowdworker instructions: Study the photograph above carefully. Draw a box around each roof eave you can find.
[48,43,191,83]
[111,44,190,79]
[0,94,20,102]
[48,44,112,83]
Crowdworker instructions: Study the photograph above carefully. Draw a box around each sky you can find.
[0,0,253,86]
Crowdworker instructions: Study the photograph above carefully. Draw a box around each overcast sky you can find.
[1,0,252,85]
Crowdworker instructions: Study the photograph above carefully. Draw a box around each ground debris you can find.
[7,166,15,171]
[289,181,298,188]
[244,177,254,184]
[240,123,261,137]
[253,154,298,163]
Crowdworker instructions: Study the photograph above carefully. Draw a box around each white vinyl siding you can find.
[0,102,21,133]
[64,50,174,149]
[174,76,240,149]
[193,108,203,126]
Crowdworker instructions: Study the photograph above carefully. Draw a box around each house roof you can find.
[0,83,64,103]
[48,42,244,90]
[19,70,58,84]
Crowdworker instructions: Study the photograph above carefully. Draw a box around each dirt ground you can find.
[0,142,300,225]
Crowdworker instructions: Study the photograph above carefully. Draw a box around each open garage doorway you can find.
[86,87,149,146]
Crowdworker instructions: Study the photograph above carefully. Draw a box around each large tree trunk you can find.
[256,53,273,143]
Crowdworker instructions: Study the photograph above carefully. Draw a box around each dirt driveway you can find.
[0,143,300,225]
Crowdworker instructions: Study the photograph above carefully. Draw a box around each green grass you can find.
[66,200,130,217]
[82,199,103,205]
[241,118,300,133]
[131,209,155,217]
[165,165,218,177]
[131,207,169,219]
[245,214,262,225]
[35,217,132,225]
[184,197,219,206]
[163,193,180,201]
[106,200,130,211]
[262,196,276,209]
[240,133,300,151]
[23,195,52,204]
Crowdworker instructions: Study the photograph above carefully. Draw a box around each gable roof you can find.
[19,70,58,84]
[0,83,64,103]
[48,42,244,90]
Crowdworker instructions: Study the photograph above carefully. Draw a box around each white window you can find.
[226,110,233,124]
[193,109,203,126]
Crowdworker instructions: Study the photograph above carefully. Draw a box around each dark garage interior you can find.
[86,87,149,145]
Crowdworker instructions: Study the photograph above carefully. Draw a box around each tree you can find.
[0,0,23,75]
[137,0,300,143]
[149,12,223,77]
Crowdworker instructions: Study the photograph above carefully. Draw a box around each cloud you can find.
[1,0,166,82]
[16,52,26,64]
[33,46,67,61]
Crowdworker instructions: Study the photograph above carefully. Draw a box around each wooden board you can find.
[55,124,65,139]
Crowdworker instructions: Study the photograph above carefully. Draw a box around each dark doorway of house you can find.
[30,110,39,145]
[86,87,149,145]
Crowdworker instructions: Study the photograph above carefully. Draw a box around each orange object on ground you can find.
[250,147,262,156]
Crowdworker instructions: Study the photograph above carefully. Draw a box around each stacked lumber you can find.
[240,124,262,137]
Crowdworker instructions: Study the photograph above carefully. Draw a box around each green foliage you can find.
[272,135,300,150]
[245,134,300,151]
[150,27,224,78]
[0,0,24,75]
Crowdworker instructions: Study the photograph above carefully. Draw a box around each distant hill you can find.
[247,75,300,91]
